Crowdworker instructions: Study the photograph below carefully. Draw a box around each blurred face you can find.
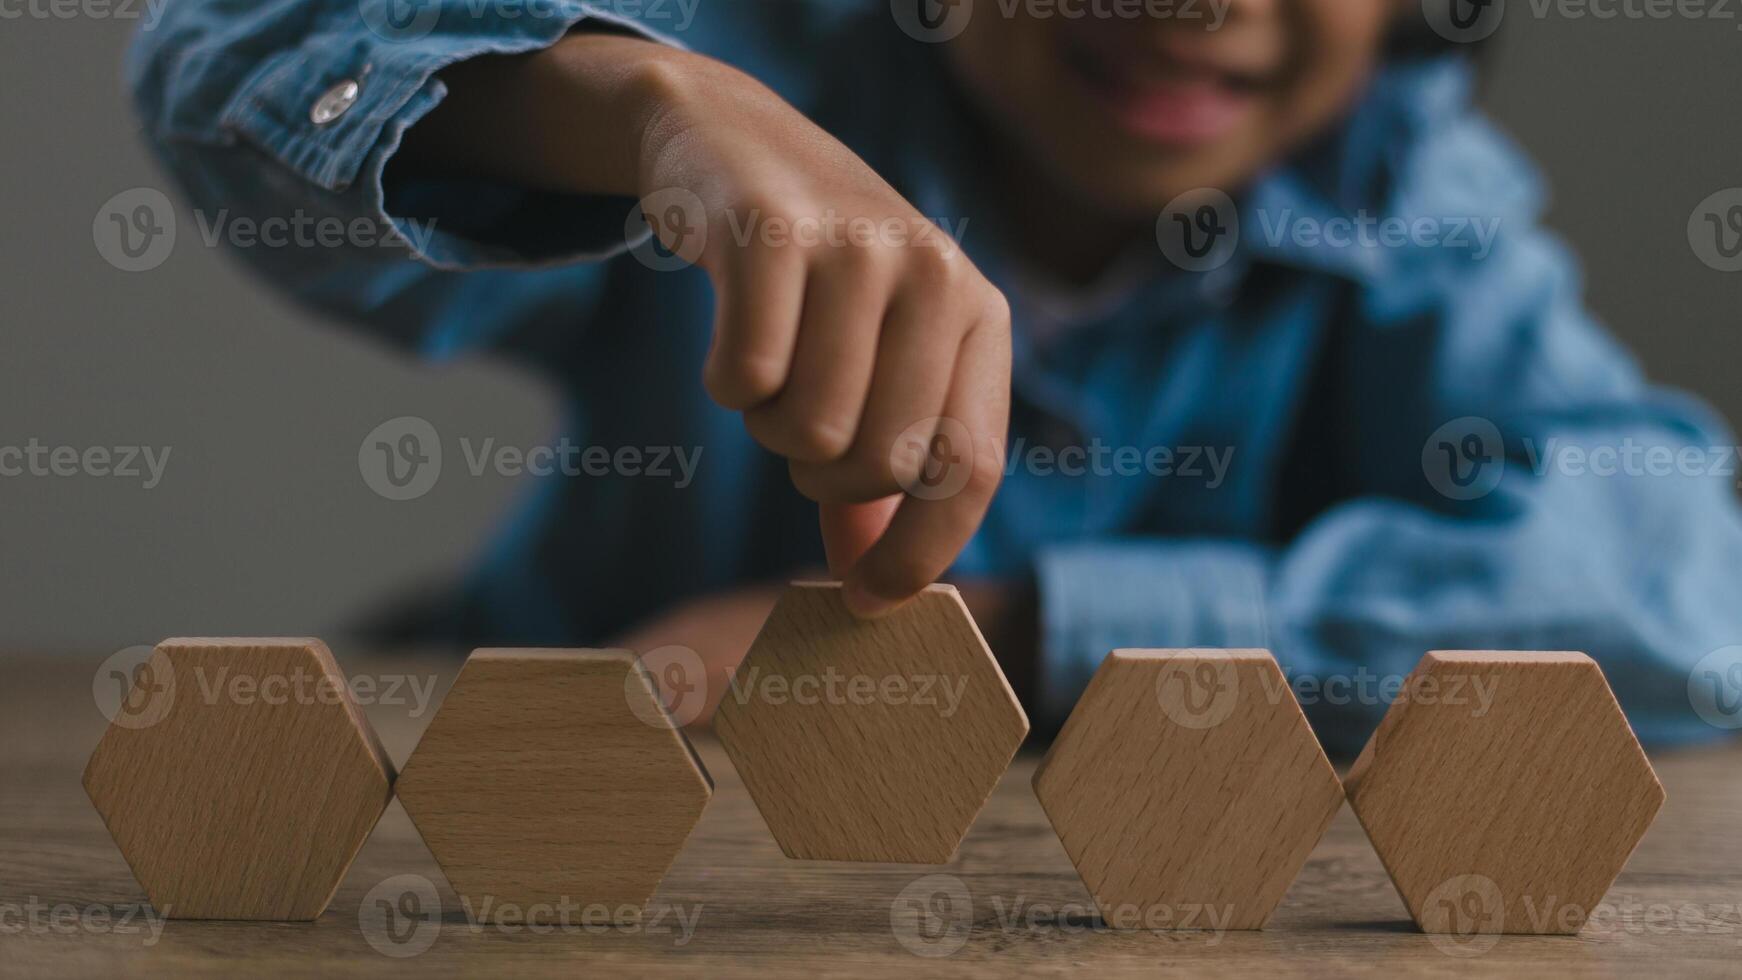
[944,0,1401,214]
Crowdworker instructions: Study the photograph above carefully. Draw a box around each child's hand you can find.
[405,35,1012,617]
[632,49,1013,618]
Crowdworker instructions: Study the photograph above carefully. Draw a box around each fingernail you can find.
[842,580,900,620]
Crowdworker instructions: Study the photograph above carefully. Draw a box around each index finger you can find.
[819,498,899,578]
[839,314,1011,617]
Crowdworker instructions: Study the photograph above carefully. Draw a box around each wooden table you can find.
[5,653,1739,977]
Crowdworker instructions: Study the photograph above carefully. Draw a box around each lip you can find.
[1058,32,1272,147]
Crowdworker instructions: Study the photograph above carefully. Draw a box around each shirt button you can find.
[310,79,360,126]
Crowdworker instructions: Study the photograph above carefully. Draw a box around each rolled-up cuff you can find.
[217,2,682,268]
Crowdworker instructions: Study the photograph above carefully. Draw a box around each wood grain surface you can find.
[1034,650,1345,930]
[1345,651,1665,935]
[714,583,1029,863]
[392,649,712,913]
[79,638,395,920]
[8,652,1738,977]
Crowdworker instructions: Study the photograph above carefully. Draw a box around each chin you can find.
[1029,133,1268,218]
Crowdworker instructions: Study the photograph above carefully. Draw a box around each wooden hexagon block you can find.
[394,649,712,911]
[715,583,1029,863]
[1032,649,1343,930]
[1345,651,1665,935]
[82,638,395,920]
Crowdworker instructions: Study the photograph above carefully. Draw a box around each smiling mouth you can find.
[1059,35,1271,147]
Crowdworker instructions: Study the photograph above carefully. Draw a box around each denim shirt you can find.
[126,0,1742,749]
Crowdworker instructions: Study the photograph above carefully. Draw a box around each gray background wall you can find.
[2,9,1737,653]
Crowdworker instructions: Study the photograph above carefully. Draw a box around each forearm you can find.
[394,32,709,199]
[124,1,727,347]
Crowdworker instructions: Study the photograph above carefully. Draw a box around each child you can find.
[127,0,1742,748]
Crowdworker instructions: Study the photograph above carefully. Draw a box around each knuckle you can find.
[963,448,1005,499]
[837,241,897,278]
[883,430,928,488]
[772,412,854,462]
[741,193,797,225]
[753,199,815,245]
[907,244,963,290]
[704,351,787,409]
[980,285,1012,327]
[798,417,856,461]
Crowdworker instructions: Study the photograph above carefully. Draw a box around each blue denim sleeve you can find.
[126,1,704,272]
[1035,541,1275,726]
[1037,223,1742,752]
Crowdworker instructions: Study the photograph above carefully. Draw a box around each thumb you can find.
[819,497,901,613]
